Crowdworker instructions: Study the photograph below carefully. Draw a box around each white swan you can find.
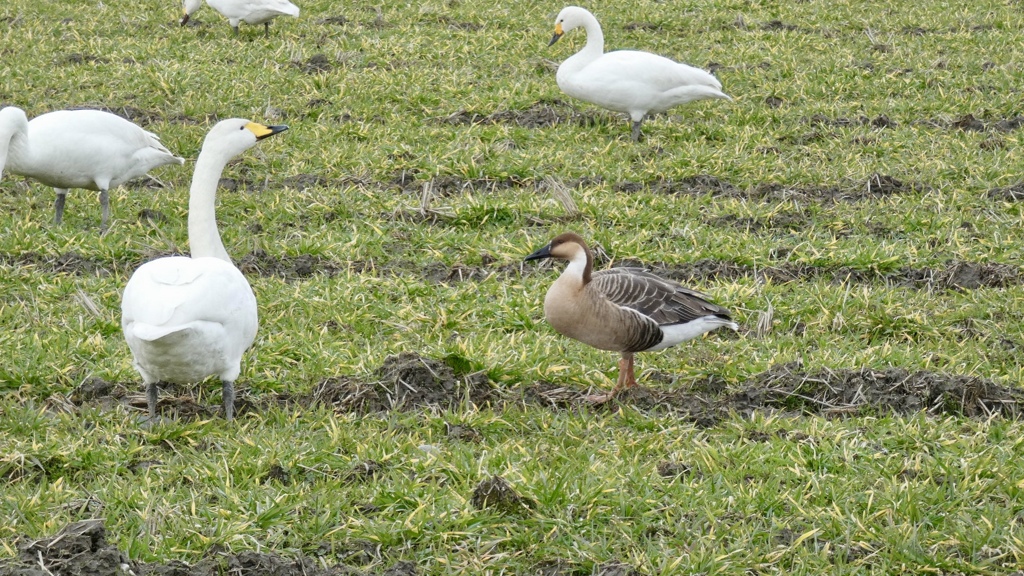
[121,119,287,421]
[525,232,738,403]
[0,106,183,231]
[182,0,300,36]
[549,6,731,141]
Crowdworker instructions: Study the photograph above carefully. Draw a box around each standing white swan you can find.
[0,106,183,231]
[549,6,731,141]
[121,119,287,421]
[181,0,300,37]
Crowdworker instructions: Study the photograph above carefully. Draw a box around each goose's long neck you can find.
[187,150,233,262]
[561,245,593,287]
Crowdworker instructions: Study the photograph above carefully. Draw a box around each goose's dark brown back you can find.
[591,267,733,326]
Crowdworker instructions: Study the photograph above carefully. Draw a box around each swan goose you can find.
[549,6,730,141]
[0,106,183,231]
[525,232,738,402]
[182,0,300,36]
[121,119,287,421]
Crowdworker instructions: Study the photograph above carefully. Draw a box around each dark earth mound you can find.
[438,100,603,130]
[304,352,495,413]
[0,519,411,576]
[610,258,1024,291]
[525,363,1022,427]
[613,173,924,202]
[67,353,1021,426]
[470,475,534,515]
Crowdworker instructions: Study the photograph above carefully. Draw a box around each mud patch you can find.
[607,364,1023,424]
[0,520,381,576]
[66,378,242,421]
[725,363,1024,418]
[919,114,1024,133]
[61,52,109,65]
[524,359,1023,424]
[806,114,897,129]
[296,53,333,74]
[619,173,924,202]
[65,356,1023,429]
[307,352,495,413]
[438,100,604,129]
[988,182,1024,202]
[238,249,344,279]
[0,251,111,276]
[471,475,533,514]
[610,258,1024,291]
[388,173,527,196]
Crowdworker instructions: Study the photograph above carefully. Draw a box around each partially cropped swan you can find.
[549,6,730,141]
[181,0,300,36]
[525,232,738,403]
[121,119,287,421]
[0,106,183,231]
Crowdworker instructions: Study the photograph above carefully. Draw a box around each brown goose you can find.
[525,232,738,402]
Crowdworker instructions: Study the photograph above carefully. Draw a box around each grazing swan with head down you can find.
[121,118,287,421]
[525,232,738,402]
[0,106,183,231]
[181,0,300,36]
[548,6,730,141]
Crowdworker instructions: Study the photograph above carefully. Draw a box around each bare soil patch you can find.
[65,355,1023,428]
[988,182,1024,202]
[613,173,924,202]
[525,363,1022,426]
[238,249,344,279]
[300,352,495,413]
[0,251,110,276]
[470,475,534,514]
[0,519,405,576]
[611,258,1024,291]
[438,100,605,129]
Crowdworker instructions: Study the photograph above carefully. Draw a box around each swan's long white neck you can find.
[188,149,233,262]
[0,108,31,176]
[558,11,605,78]
[575,12,605,60]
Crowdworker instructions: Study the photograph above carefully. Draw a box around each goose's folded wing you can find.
[592,268,729,325]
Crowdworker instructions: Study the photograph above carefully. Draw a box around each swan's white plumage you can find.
[182,0,299,35]
[549,6,730,140]
[123,255,257,384]
[0,106,183,229]
[121,118,287,421]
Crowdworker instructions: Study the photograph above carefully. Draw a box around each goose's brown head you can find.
[524,232,590,262]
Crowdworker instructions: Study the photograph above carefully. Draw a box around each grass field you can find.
[2,0,1024,573]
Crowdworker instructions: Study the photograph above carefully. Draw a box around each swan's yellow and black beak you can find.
[245,122,289,140]
[181,10,190,26]
[548,22,564,46]
[525,243,553,262]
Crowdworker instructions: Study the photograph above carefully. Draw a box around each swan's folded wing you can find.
[591,50,722,92]
[122,257,255,333]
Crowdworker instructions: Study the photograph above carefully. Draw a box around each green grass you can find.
[2,0,1024,573]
